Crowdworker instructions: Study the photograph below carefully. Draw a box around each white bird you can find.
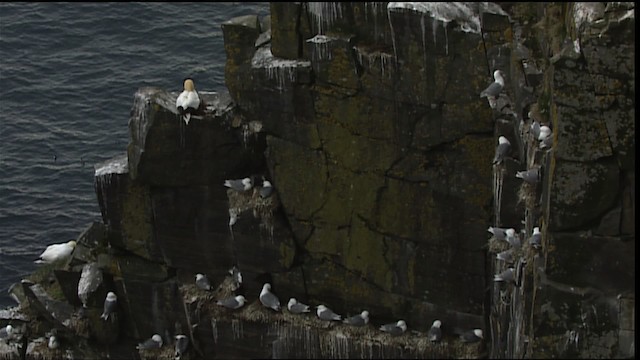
[260,180,274,198]
[259,283,281,311]
[0,325,13,340]
[529,112,541,141]
[101,292,117,321]
[516,168,540,184]
[460,329,483,343]
[480,70,505,108]
[175,78,201,125]
[137,334,163,350]
[487,226,509,240]
[496,249,515,264]
[217,295,246,310]
[493,136,511,165]
[224,177,253,192]
[428,320,442,342]
[529,227,542,249]
[379,320,407,336]
[494,268,516,283]
[287,298,311,314]
[195,274,212,291]
[343,310,369,327]
[505,228,521,249]
[316,304,341,321]
[174,334,189,359]
[48,335,59,349]
[539,126,553,149]
[35,240,76,264]
[228,266,242,290]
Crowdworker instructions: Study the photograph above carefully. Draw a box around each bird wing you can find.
[260,292,280,309]
[480,82,503,98]
[217,297,240,309]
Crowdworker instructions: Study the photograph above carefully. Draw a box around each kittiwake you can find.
[343,310,369,327]
[259,283,281,311]
[217,295,246,310]
[137,334,163,350]
[35,240,76,264]
[224,177,253,192]
[460,329,483,343]
[480,70,505,108]
[496,248,515,264]
[379,320,407,336]
[529,113,541,141]
[260,179,274,198]
[100,291,117,320]
[228,265,242,290]
[488,226,509,240]
[0,325,13,340]
[528,227,542,249]
[539,125,553,149]
[48,335,59,349]
[428,320,442,342]
[176,78,201,125]
[195,273,212,291]
[505,228,521,248]
[493,136,511,165]
[287,298,311,314]
[516,168,540,184]
[174,334,189,359]
[316,304,341,321]
[494,267,516,283]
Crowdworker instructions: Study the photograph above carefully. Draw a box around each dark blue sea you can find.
[0,2,270,308]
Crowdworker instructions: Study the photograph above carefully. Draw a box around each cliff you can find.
[0,2,634,359]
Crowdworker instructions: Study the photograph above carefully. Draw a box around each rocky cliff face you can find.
[1,2,634,359]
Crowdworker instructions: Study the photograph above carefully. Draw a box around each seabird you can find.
[539,126,553,149]
[343,310,369,327]
[48,335,59,349]
[487,226,509,241]
[496,249,515,264]
[228,266,242,290]
[195,274,212,291]
[216,295,246,310]
[516,168,540,184]
[505,228,521,249]
[316,305,341,321]
[260,180,274,199]
[259,283,281,311]
[224,177,253,192]
[494,267,516,283]
[287,298,311,314]
[174,334,189,360]
[101,292,117,320]
[493,136,511,165]
[379,320,407,336]
[428,320,442,342]
[480,70,505,108]
[460,329,483,343]
[0,325,13,340]
[529,113,541,141]
[35,240,76,264]
[175,78,201,125]
[528,227,542,249]
[137,334,163,350]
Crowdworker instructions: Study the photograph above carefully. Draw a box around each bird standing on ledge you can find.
[176,78,201,125]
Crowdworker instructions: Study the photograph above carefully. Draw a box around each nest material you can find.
[517,182,537,209]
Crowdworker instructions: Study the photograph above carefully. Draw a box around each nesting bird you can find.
[480,70,506,109]
[488,226,509,241]
[176,78,201,125]
[539,125,552,149]
[260,179,274,199]
[35,240,76,264]
[316,305,342,321]
[0,325,13,341]
[529,113,541,141]
[287,298,311,314]
[174,334,189,360]
[379,320,407,336]
[428,320,443,342]
[224,177,253,192]
[228,265,243,291]
[516,168,540,184]
[494,267,516,283]
[48,335,59,349]
[505,228,521,249]
[496,248,515,264]
[137,334,163,350]
[195,273,212,291]
[343,310,369,327]
[460,329,484,343]
[528,227,542,249]
[216,295,247,310]
[493,136,511,165]
[100,292,118,321]
[259,283,281,311]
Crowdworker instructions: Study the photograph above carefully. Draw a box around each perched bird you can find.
[287,298,311,314]
[539,126,553,149]
[228,266,242,290]
[494,267,516,283]
[528,227,542,249]
[493,136,511,165]
[343,310,369,327]
[224,177,253,192]
[496,249,515,264]
[259,283,281,311]
[216,295,247,310]
[480,70,505,108]
[0,324,13,341]
[516,168,540,184]
[316,304,342,321]
[260,179,274,199]
[175,78,201,125]
[487,226,509,241]
[529,113,541,141]
[379,320,407,336]
[505,228,521,249]
[137,334,163,350]
[48,335,59,349]
[35,240,76,264]
[174,334,189,360]
[460,329,484,343]
[428,320,442,342]
[195,274,212,291]
[101,292,118,320]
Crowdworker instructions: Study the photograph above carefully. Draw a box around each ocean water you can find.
[0,2,270,309]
